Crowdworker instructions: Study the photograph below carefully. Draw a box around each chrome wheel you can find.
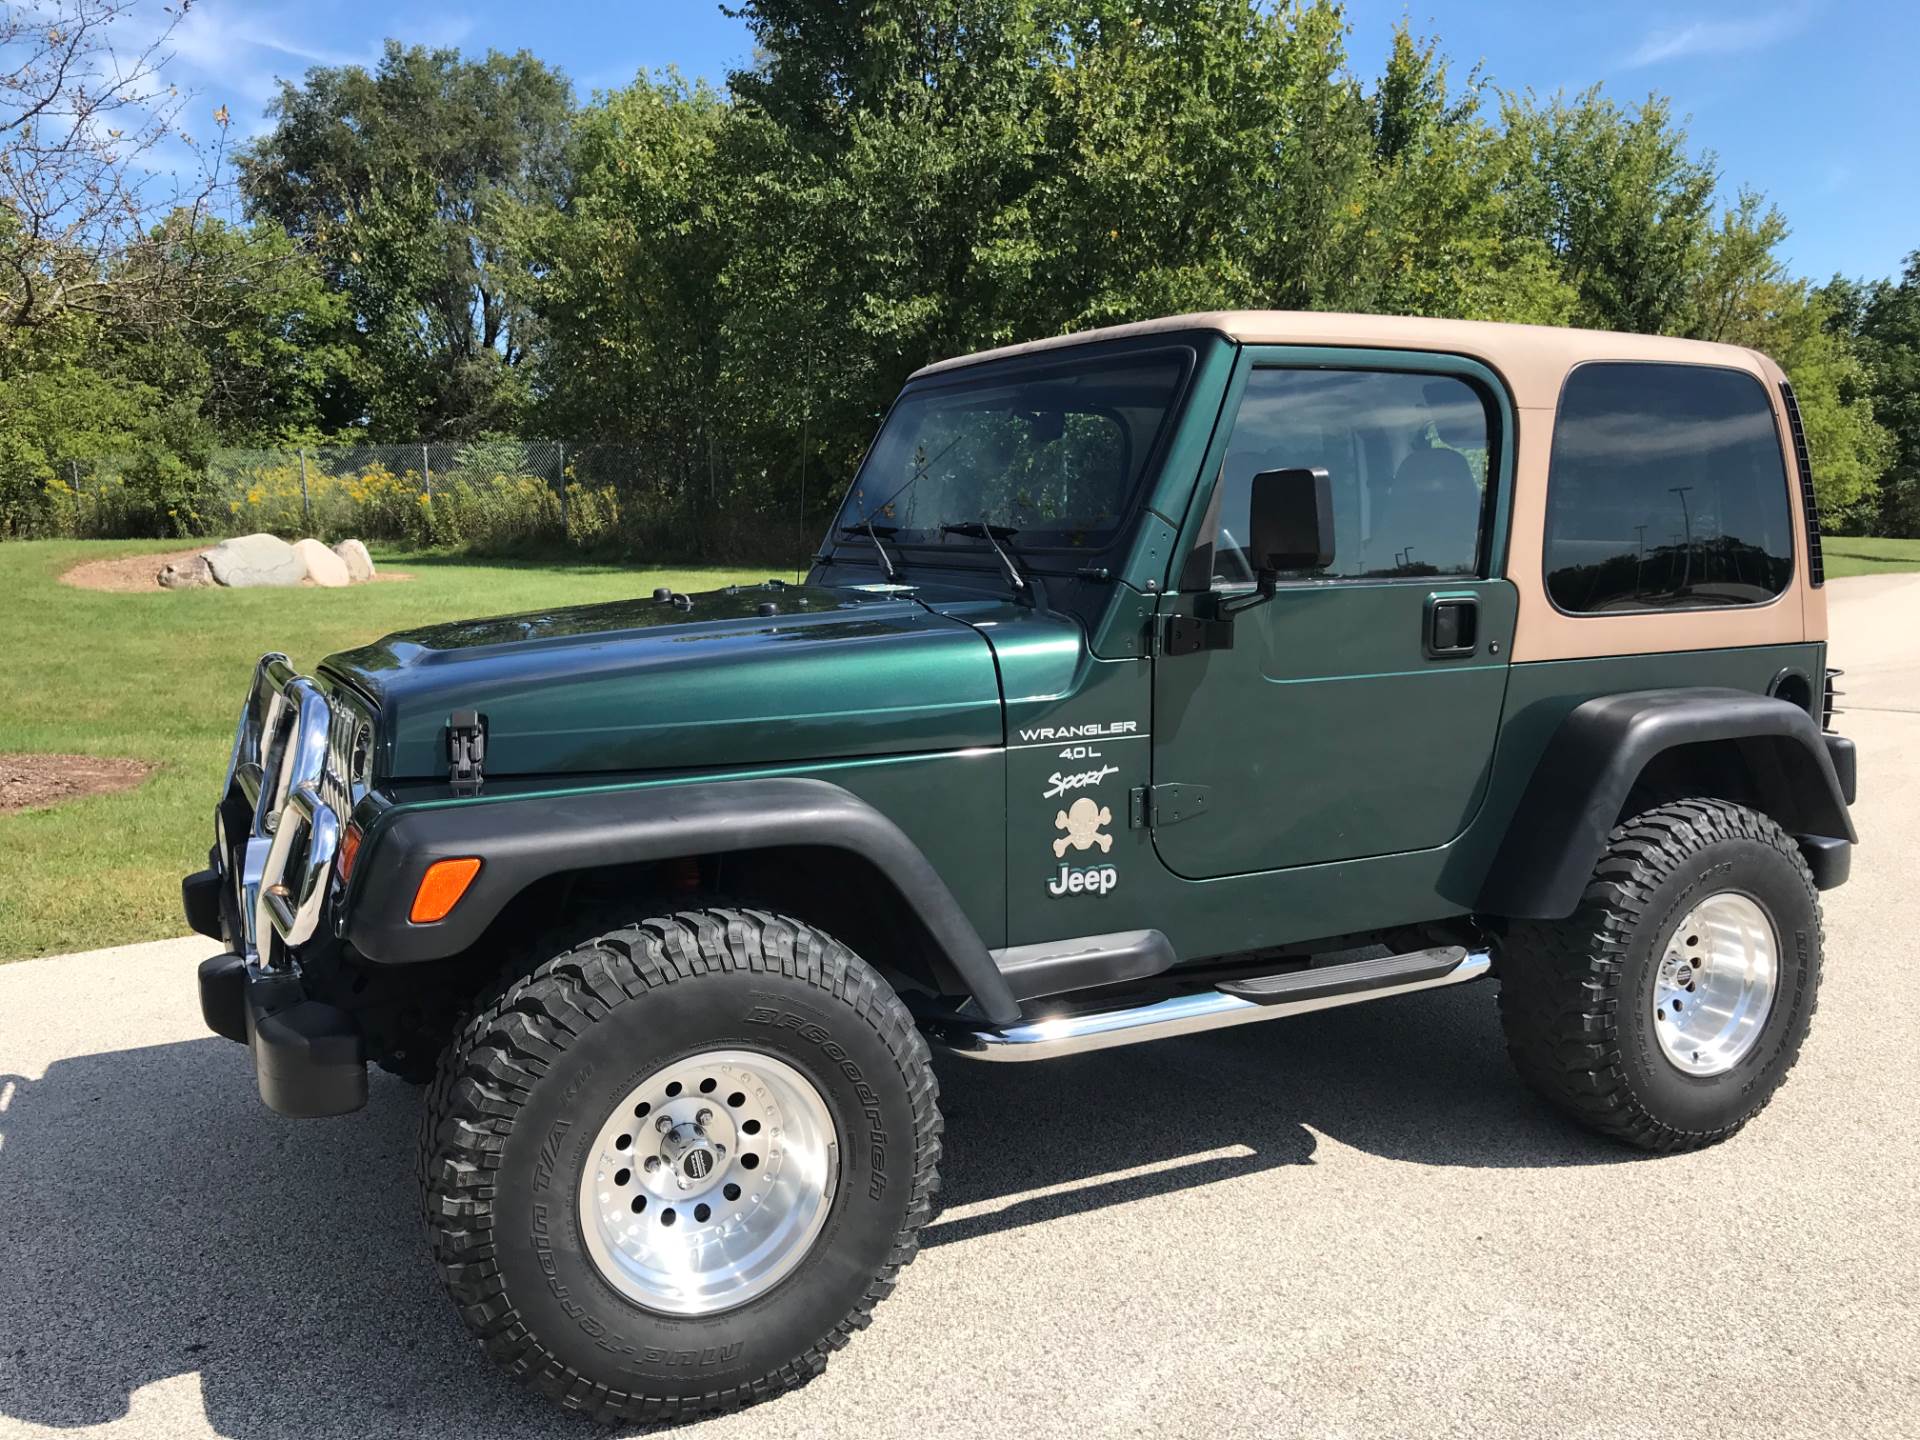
[577,1049,839,1316]
[1651,892,1779,1077]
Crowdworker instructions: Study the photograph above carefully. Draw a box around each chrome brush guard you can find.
[221,653,355,964]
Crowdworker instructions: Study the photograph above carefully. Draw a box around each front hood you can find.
[321,582,1004,779]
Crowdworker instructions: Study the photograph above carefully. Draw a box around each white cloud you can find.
[155,2,480,128]
[1623,9,1806,68]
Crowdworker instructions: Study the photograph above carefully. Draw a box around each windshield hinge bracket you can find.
[1163,614,1235,656]
[447,710,487,797]
[1132,783,1210,829]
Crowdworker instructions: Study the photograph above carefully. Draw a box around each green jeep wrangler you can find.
[185,311,1857,1422]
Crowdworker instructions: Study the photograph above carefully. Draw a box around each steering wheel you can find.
[1213,526,1256,586]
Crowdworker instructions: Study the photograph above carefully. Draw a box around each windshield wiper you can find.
[941,519,1030,600]
[835,432,969,559]
[837,519,902,580]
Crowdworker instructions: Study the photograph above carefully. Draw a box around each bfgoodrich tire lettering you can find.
[1495,799,1822,1152]
[419,909,941,1423]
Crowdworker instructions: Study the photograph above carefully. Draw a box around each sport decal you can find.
[1043,764,1118,800]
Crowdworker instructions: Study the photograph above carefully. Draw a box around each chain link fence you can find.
[30,440,816,562]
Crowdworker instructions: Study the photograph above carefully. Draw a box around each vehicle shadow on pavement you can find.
[0,1038,575,1438]
[924,983,1640,1248]
[0,985,1632,1437]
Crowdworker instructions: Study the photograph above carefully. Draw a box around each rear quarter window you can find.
[1543,362,1793,614]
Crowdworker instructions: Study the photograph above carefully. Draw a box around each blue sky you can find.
[159,0,1917,284]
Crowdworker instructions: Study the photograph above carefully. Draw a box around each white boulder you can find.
[331,538,376,583]
[203,533,306,588]
[293,537,350,588]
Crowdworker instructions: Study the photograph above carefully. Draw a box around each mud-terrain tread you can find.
[417,907,942,1425]
[1496,798,1822,1153]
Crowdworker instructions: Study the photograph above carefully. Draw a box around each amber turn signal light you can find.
[410,857,482,923]
[336,822,364,886]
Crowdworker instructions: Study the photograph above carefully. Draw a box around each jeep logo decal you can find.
[1049,863,1118,897]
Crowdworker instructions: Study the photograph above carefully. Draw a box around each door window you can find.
[1206,368,1494,585]
[1543,362,1793,613]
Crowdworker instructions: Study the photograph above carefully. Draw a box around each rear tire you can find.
[419,908,941,1424]
[1496,799,1822,1152]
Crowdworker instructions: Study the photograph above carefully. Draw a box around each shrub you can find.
[12,443,809,567]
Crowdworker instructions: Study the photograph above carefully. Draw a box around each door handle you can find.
[1424,594,1478,658]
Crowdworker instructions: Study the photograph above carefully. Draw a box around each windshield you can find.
[834,352,1188,560]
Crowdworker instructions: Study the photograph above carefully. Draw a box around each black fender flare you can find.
[1478,688,1856,921]
[341,776,1021,1025]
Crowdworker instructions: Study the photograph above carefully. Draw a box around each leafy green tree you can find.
[124,215,361,445]
[518,74,760,548]
[4,0,1906,548]
[239,42,573,439]
[1680,195,1888,525]
[1352,26,1573,323]
[1498,89,1717,334]
[1838,256,1920,535]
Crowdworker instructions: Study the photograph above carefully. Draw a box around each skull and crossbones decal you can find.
[1053,796,1114,857]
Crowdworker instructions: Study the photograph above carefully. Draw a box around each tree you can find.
[1498,89,1717,334]
[1,0,228,348]
[1680,195,1888,526]
[519,73,755,547]
[124,213,359,443]
[1839,255,1920,535]
[238,42,573,439]
[1351,26,1573,323]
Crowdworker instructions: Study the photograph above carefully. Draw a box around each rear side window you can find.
[1544,363,1793,613]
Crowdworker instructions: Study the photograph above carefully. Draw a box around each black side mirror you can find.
[1246,466,1334,578]
[1182,467,1335,645]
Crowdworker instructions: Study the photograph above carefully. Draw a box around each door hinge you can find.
[447,709,487,797]
[1130,782,1211,829]
[1162,613,1234,656]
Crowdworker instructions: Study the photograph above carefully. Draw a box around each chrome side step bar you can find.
[931,948,1491,1063]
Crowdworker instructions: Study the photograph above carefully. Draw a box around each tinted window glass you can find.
[1545,363,1793,613]
[1208,368,1492,583]
[836,355,1186,555]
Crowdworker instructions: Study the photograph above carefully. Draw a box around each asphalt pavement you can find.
[2,576,1917,1440]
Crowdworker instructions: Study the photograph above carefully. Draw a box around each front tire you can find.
[419,909,941,1424]
[1496,799,1822,1152]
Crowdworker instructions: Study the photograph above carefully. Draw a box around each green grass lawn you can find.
[1821,536,1920,578]
[0,540,770,960]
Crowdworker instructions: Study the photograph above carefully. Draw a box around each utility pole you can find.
[299,449,311,529]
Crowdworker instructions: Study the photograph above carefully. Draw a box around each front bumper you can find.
[198,954,367,1117]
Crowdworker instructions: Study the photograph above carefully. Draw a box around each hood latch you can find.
[447,710,487,797]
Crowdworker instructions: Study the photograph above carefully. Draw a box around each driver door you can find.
[1150,349,1517,880]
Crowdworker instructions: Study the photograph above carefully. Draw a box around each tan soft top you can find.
[912,310,1770,410]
